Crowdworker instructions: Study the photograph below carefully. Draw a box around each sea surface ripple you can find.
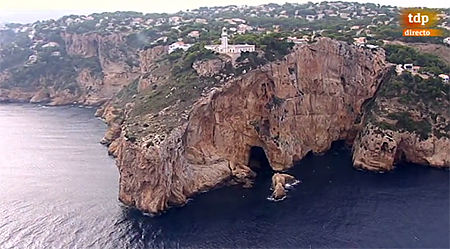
[0,104,448,249]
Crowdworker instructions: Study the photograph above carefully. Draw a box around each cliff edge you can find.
[1,26,448,214]
[110,38,394,213]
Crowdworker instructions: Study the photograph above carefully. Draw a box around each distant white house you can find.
[287,36,307,44]
[438,74,449,83]
[168,42,193,54]
[42,42,59,48]
[155,36,168,43]
[306,15,315,21]
[27,55,38,64]
[404,64,420,73]
[231,18,246,23]
[365,44,379,49]
[353,37,367,46]
[188,30,200,38]
[195,18,208,24]
[204,27,255,54]
[444,37,450,45]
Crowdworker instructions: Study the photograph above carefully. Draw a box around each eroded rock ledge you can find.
[111,38,394,213]
[271,173,297,200]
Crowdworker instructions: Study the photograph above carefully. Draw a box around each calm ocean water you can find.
[0,104,448,249]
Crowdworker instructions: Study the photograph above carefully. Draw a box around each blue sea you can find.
[0,104,448,248]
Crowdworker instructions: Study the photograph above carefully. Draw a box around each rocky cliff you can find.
[107,37,399,213]
[0,31,140,106]
[353,70,450,170]
[1,28,449,214]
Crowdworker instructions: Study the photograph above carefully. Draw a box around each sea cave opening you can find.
[248,146,274,180]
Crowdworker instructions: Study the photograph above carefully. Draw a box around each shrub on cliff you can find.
[380,72,449,109]
[126,30,159,49]
[169,43,218,76]
[386,111,432,140]
[0,47,34,71]
[230,32,294,61]
[235,51,266,74]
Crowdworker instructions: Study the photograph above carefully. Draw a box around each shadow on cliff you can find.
[248,146,274,185]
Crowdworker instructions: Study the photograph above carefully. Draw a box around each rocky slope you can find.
[0,32,140,106]
[353,71,450,171]
[104,37,399,213]
[1,25,449,214]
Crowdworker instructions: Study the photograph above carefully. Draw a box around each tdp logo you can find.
[408,13,429,26]
[400,9,442,37]
[400,9,438,28]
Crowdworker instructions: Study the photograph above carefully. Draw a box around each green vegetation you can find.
[169,43,219,77]
[386,112,432,140]
[0,47,34,71]
[126,30,159,49]
[379,72,449,109]
[0,30,32,48]
[266,95,286,109]
[1,50,103,93]
[115,77,139,102]
[384,44,450,75]
[373,46,450,140]
[235,51,267,74]
[230,32,294,61]
[0,31,34,71]
[130,72,206,117]
[128,46,221,117]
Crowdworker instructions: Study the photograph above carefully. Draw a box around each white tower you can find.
[221,27,228,51]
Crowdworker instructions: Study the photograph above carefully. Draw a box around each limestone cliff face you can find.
[0,87,79,105]
[62,32,100,58]
[137,46,169,92]
[192,58,227,77]
[352,87,450,171]
[113,38,391,213]
[0,32,145,106]
[353,124,450,171]
[63,32,142,105]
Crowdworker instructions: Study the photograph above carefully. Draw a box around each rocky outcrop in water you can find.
[271,173,297,200]
[353,124,450,171]
[352,73,450,170]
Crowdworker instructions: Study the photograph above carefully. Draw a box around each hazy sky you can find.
[0,0,448,23]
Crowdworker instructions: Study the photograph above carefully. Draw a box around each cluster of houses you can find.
[187,2,400,22]
[286,36,308,44]
[0,2,430,47]
[168,42,192,54]
[395,63,449,83]
[1,3,449,76]
[168,27,255,55]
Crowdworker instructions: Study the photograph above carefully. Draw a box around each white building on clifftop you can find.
[444,37,450,45]
[204,27,255,54]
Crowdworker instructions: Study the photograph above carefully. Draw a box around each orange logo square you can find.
[400,8,442,37]
[400,9,439,28]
